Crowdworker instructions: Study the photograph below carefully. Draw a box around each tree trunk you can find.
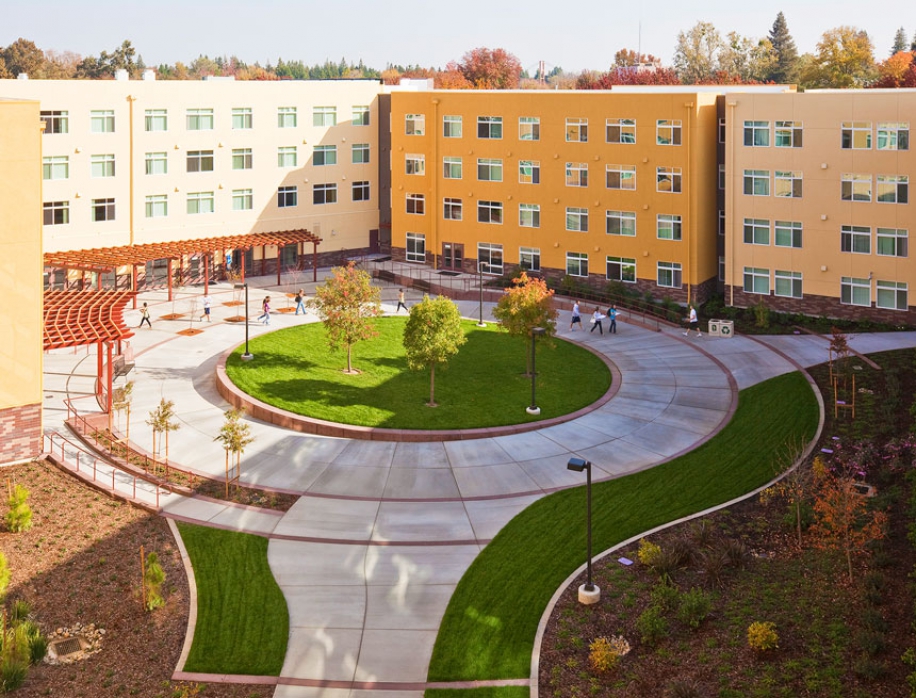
[428,363,438,407]
[346,344,352,373]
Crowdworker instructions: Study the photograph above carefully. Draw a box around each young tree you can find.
[767,12,799,83]
[6,484,32,533]
[146,398,180,466]
[673,21,724,83]
[492,272,558,375]
[402,295,467,407]
[892,27,909,55]
[310,262,382,374]
[213,407,254,496]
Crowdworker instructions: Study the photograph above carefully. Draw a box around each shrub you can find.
[719,537,752,570]
[666,679,705,698]
[753,301,771,329]
[144,551,166,611]
[9,600,31,624]
[0,654,28,692]
[853,657,888,680]
[588,635,630,673]
[650,580,680,612]
[667,535,698,567]
[0,553,9,602]
[636,605,669,647]
[5,484,32,533]
[677,588,712,630]
[689,520,716,548]
[698,548,730,588]
[858,629,888,656]
[862,607,888,633]
[637,538,662,567]
[747,621,779,652]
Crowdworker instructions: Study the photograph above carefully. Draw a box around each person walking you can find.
[258,296,271,325]
[590,307,605,335]
[138,302,152,329]
[607,304,618,334]
[294,289,306,315]
[396,289,408,313]
[570,301,582,331]
[200,294,212,322]
[684,304,701,338]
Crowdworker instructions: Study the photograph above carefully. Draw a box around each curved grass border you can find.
[427,371,819,682]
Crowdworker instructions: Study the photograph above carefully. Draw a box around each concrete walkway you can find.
[40,276,916,698]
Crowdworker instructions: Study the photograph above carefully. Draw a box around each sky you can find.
[2,0,912,74]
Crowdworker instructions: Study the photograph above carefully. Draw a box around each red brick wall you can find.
[725,286,916,326]
[0,403,42,465]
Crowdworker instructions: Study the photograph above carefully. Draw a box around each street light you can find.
[234,283,254,361]
[477,262,486,327]
[526,327,547,415]
[567,457,601,604]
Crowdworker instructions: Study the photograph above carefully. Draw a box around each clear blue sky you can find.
[3,0,909,73]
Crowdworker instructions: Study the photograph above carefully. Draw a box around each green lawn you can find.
[426,371,820,682]
[178,523,289,676]
[225,317,611,429]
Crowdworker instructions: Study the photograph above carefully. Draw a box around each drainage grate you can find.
[51,637,82,657]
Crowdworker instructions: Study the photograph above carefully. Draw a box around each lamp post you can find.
[526,327,547,415]
[567,457,600,604]
[234,283,253,361]
[477,262,486,327]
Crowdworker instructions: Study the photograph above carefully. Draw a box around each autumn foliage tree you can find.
[492,272,558,374]
[402,295,467,407]
[456,47,521,89]
[871,51,916,87]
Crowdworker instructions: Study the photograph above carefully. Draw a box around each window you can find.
[232,108,252,129]
[406,114,425,135]
[718,118,725,144]
[443,115,462,138]
[232,148,252,170]
[406,193,425,215]
[477,116,502,139]
[313,145,337,166]
[43,201,69,225]
[841,277,871,306]
[775,270,803,298]
[278,186,298,208]
[743,267,770,294]
[519,203,540,228]
[186,150,214,173]
[877,228,907,257]
[564,207,588,232]
[656,120,681,145]
[145,195,167,218]
[743,218,769,245]
[186,108,213,131]
[520,246,541,272]
[478,243,504,274]
[607,256,636,283]
[657,261,682,288]
[719,165,725,190]
[352,143,370,164]
[41,110,68,134]
[743,169,770,196]
[775,220,803,248]
[42,156,69,180]
[92,198,115,222]
[278,106,297,128]
[841,225,871,254]
[606,118,636,144]
[744,121,769,147]
[278,146,297,168]
[91,154,115,178]
[519,116,539,141]
[775,121,803,148]
[719,210,725,236]
[443,157,462,179]
[405,154,425,175]
[877,280,908,310]
[313,183,337,205]
[607,210,636,236]
[353,105,370,126]
[232,189,253,211]
[352,181,370,201]
[567,252,588,277]
[841,122,871,149]
[519,160,540,184]
[566,162,588,187]
[406,232,426,262]
[478,200,503,224]
[877,122,908,150]
[313,106,337,127]
[443,197,462,220]
[606,164,635,190]
[657,214,683,241]
[841,173,871,202]
[478,158,503,182]
[775,171,803,198]
[566,118,588,142]
[90,110,114,133]
[877,175,908,204]
[657,167,682,193]
[144,109,167,132]
[187,191,214,214]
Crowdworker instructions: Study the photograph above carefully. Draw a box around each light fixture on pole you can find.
[234,283,254,361]
[567,457,600,604]
[477,262,486,327]
[526,327,547,415]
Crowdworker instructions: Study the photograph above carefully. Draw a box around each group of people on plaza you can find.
[569,301,618,336]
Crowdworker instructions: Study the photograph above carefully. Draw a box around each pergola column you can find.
[132,265,138,309]
[203,253,209,294]
[276,245,282,287]
[240,249,247,282]
[313,241,318,282]
[167,258,173,302]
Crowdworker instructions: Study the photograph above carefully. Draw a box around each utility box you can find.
[719,320,735,338]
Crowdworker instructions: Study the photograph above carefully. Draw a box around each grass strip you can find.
[427,371,819,681]
[426,688,530,698]
[178,523,289,675]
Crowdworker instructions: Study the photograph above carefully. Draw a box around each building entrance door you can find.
[441,242,464,272]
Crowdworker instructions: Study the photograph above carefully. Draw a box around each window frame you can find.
[232,188,253,211]
[443,197,463,220]
[519,246,541,272]
[405,113,425,136]
[91,197,115,222]
[443,157,462,179]
[41,110,69,134]
[606,210,636,237]
[42,155,69,180]
[90,153,116,178]
[657,261,682,288]
[313,183,338,205]
[606,118,636,144]
[841,122,872,149]
[876,175,908,204]
[743,266,770,295]
[406,193,425,215]
[352,105,370,126]
[405,154,425,176]
[187,191,215,215]
[277,185,298,208]
[277,106,297,128]
[876,280,908,310]
[841,276,871,306]
[774,270,803,299]
[656,166,682,194]
[743,169,770,196]
[351,143,370,164]
[186,150,214,174]
[657,214,683,241]
[519,160,540,184]
[277,146,298,168]
[775,120,803,148]
[477,158,503,182]
[478,242,504,275]
[443,115,462,138]
[841,225,871,254]
[606,164,636,190]
[566,117,588,143]
[743,218,770,245]
[186,108,214,131]
[566,252,589,278]
[477,116,503,139]
[352,181,370,201]
[144,194,167,218]
[877,122,909,151]
[566,207,589,232]
[774,171,803,198]
[775,220,803,248]
[877,227,908,257]
[743,120,770,147]
[90,110,115,133]
[232,107,252,130]
[43,200,70,226]
[565,162,588,187]
[519,203,540,228]
[232,148,252,170]
[606,256,636,283]
[144,109,167,132]
[841,173,872,202]
[313,145,337,167]
[518,116,539,141]
[477,200,503,224]
[313,106,337,127]
[656,119,682,146]
[406,232,426,263]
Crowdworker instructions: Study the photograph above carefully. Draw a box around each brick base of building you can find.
[725,286,916,326]
[0,403,42,465]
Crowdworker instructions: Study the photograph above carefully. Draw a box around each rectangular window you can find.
[775,220,803,248]
[405,154,425,175]
[841,276,871,306]
[519,203,540,228]
[232,148,252,170]
[42,155,69,180]
[775,171,803,198]
[443,157,462,179]
[232,107,252,130]
[519,116,539,141]
[352,143,370,164]
[566,117,588,142]
[91,153,115,178]
[743,267,770,294]
[92,198,115,222]
[186,108,214,131]
[657,214,683,241]
[478,200,503,224]
[657,261,682,288]
[443,197,462,220]
[657,166,682,193]
[478,243,504,275]
[656,119,681,145]
[744,120,770,147]
[43,201,69,225]
[278,146,298,168]
[145,194,167,218]
[232,189,253,211]
[606,118,636,144]
[186,150,214,173]
[743,218,770,245]
[606,210,636,236]
[841,173,872,202]
[877,122,909,150]
[313,106,337,127]
[406,193,425,215]
[406,113,425,135]
[877,228,908,257]
[567,252,589,277]
[187,191,215,214]
[278,106,297,128]
[775,121,803,148]
[841,225,871,254]
[477,116,503,139]
[519,160,540,184]
[606,256,636,283]
[144,109,167,132]
[41,110,68,134]
[313,145,337,166]
[443,115,462,138]
[406,232,426,263]
[718,117,725,144]
[877,280,908,310]
[877,175,908,204]
[478,158,503,182]
[566,162,588,187]
[278,186,298,208]
[775,270,803,298]
[743,169,770,196]
[313,183,337,205]
[520,246,541,272]
[352,181,370,201]
[841,122,871,149]
[605,164,636,190]
[353,105,370,126]
[90,110,114,133]
[566,207,588,232]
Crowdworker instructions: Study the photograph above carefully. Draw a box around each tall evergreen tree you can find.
[892,27,908,55]
[767,12,799,83]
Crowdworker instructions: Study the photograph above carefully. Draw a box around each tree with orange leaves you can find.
[492,272,557,375]
[457,47,521,89]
